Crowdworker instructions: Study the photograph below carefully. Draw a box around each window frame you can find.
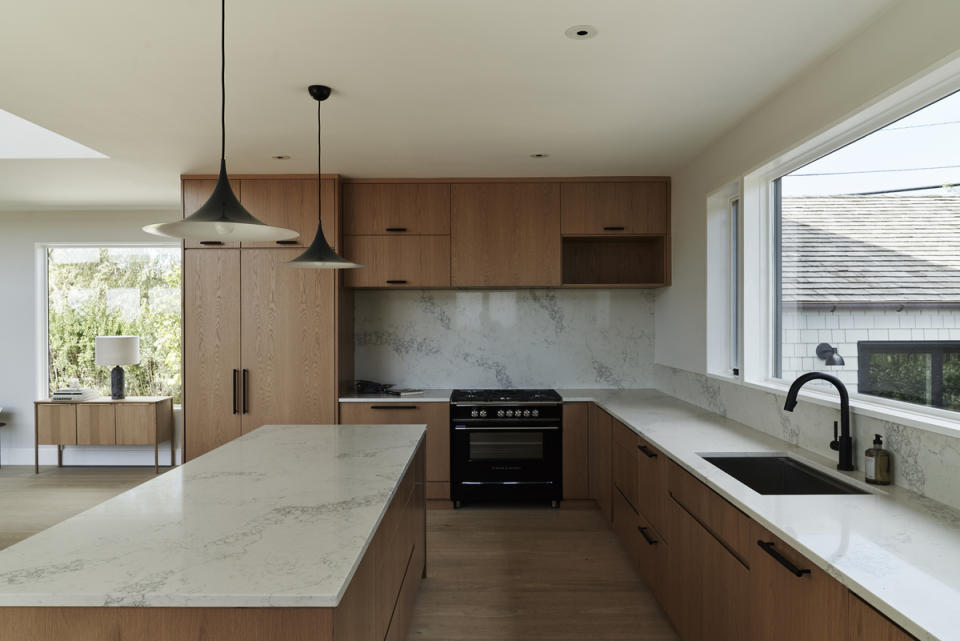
[37,242,181,403]
[737,56,960,437]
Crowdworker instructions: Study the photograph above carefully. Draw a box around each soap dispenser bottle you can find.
[864,434,891,485]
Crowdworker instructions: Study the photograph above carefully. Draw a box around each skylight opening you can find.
[0,108,107,159]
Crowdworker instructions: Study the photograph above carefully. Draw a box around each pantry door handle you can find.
[638,526,659,545]
[638,444,658,458]
[242,369,249,414]
[757,540,810,577]
[232,369,239,414]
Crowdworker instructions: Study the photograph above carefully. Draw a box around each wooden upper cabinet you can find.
[343,183,450,235]
[238,179,311,248]
[343,235,450,288]
[182,179,240,249]
[451,183,561,287]
[561,181,668,236]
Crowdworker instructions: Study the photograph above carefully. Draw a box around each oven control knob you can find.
[531,409,539,417]
[497,410,505,417]
[471,409,478,417]
[480,409,488,417]
[508,410,515,417]
[523,409,531,417]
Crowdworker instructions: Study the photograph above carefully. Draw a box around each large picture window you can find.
[45,246,182,402]
[774,88,960,411]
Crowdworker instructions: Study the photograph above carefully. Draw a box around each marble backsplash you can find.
[655,364,960,513]
[354,289,656,389]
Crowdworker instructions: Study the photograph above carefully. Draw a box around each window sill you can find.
[741,377,960,440]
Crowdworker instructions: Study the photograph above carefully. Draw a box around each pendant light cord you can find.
[220,0,226,160]
[317,99,323,223]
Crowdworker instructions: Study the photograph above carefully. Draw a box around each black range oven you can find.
[450,389,563,507]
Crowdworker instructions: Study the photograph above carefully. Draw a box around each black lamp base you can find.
[111,366,126,400]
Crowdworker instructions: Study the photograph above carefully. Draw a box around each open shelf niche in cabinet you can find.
[561,235,668,287]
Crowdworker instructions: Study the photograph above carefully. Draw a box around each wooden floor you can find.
[0,470,678,640]
[0,465,160,550]
[408,506,679,640]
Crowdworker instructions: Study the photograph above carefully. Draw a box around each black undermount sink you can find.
[702,455,868,495]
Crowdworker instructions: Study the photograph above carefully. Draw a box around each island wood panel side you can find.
[0,607,334,641]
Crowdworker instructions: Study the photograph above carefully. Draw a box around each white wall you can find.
[0,210,181,466]
[656,0,960,373]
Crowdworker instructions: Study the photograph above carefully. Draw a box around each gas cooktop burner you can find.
[451,389,562,404]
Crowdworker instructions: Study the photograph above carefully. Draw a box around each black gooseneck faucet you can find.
[783,372,855,471]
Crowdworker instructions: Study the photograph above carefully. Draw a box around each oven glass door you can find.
[452,424,561,483]
[468,429,544,461]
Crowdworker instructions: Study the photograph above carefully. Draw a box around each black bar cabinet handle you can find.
[371,405,418,410]
[757,540,810,577]
[603,226,625,231]
[232,369,239,414]
[638,444,658,458]
[638,526,659,545]
[199,241,224,246]
[275,240,298,245]
[386,280,408,285]
[242,369,249,414]
[385,227,407,232]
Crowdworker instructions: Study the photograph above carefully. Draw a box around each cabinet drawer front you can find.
[77,404,116,445]
[37,404,77,445]
[340,402,450,484]
[344,183,450,235]
[343,235,451,288]
[635,438,668,540]
[849,592,918,641]
[561,181,668,236]
[238,179,313,248]
[116,404,156,445]
[668,460,751,561]
[613,489,667,598]
[612,419,640,511]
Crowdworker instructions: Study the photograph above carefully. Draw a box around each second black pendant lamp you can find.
[287,85,361,269]
[143,0,297,243]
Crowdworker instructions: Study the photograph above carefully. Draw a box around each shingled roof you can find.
[782,195,960,305]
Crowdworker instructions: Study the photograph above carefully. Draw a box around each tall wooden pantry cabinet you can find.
[181,175,347,460]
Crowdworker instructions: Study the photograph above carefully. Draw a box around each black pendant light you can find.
[287,85,361,269]
[143,0,297,243]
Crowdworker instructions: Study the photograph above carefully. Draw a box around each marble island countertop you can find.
[567,389,960,641]
[0,424,426,608]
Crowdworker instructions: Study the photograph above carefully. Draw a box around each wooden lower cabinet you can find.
[612,419,640,512]
[562,403,590,499]
[849,593,918,641]
[750,523,848,641]
[76,403,116,445]
[588,404,613,521]
[339,402,450,500]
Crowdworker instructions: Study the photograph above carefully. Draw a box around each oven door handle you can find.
[453,426,560,431]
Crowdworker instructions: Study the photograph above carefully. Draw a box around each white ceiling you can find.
[0,0,896,211]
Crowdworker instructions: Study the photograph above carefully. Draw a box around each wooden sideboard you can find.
[34,397,174,473]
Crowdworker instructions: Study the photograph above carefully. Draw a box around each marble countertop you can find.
[566,389,959,641]
[339,389,453,403]
[0,424,426,608]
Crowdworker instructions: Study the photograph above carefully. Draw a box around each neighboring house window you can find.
[773,88,960,412]
[858,341,960,410]
[45,247,182,403]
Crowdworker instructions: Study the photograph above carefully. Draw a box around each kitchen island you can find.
[0,423,426,641]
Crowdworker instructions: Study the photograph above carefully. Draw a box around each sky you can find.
[781,89,960,196]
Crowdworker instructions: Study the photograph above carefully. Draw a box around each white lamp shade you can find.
[95,336,140,366]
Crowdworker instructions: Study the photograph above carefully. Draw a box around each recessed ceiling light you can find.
[530,153,549,158]
[272,155,291,160]
[0,108,106,159]
[565,25,597,40]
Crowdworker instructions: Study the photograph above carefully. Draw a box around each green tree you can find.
[47,248,182,403]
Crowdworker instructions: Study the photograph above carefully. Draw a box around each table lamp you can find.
[95,336,140,399]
